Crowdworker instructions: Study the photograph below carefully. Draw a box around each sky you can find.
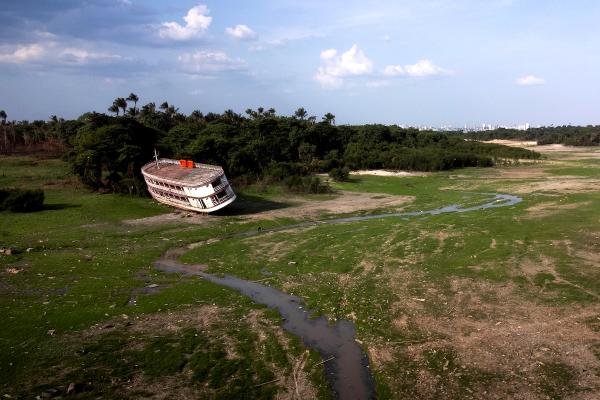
[1,0,599,126]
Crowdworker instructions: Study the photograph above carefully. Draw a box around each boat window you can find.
[211,177,222,188]
[215,189,227,200]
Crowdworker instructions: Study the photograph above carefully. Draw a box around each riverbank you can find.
[1,150,599,399]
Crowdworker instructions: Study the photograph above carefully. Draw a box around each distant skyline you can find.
[1,0,599,126]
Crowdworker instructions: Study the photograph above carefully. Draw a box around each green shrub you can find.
[0,189,45,212]
[283,176,331,194]
[329,167,350,182]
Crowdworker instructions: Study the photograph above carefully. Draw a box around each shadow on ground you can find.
[212,194,291,217]
[43,203,81,211]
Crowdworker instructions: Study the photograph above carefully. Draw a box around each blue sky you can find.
[1,0,599,126]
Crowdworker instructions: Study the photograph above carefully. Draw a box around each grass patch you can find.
[2,154,600,398]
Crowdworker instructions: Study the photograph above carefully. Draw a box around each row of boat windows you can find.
[149,177,225,191]
[149,187,188,202]
[147,179,183,191]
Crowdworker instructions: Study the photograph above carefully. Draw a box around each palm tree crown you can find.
[126,93,139,114]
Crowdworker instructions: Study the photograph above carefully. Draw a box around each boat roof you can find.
[142,159,224,186]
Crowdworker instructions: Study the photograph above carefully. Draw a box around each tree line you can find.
[1,94,541,195]
[462,126,600,146]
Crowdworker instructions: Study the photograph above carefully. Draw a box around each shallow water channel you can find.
[154,193,522,399]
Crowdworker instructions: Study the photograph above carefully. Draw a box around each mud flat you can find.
[154,193,522,399]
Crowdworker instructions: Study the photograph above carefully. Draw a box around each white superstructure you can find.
[141,158,236,213]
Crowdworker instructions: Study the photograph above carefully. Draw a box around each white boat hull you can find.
[141,158,237,213]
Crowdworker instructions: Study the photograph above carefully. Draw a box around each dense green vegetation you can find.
[0,188,45,212]
[1,98,540,195]
[462,125,600,146]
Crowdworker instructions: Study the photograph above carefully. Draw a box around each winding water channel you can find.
[154,193,522,400]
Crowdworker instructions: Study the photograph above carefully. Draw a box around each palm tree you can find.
[108,104,119,116]
[0,110,7,151]
[266,108,276,117]
[141,102,156,116]
[159,101,169,112]
[167,105,178,116]
[245,108,258,119]
[222,109,240,123]
[322,112,336,125]
[294,107,307,120]
[114,98,127,116]
[126,93,139,113]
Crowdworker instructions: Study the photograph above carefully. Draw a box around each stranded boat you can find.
[141,157,236,213]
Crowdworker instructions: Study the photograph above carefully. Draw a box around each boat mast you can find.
[154,148,160,169]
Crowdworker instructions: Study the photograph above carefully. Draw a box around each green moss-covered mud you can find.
[2,146,600,399]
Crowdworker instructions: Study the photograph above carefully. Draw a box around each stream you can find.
[154,193,523,400]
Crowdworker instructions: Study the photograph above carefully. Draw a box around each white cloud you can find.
[225,24,257,40]
[383,64,405,76]
[320,48,337,60]
[159,4,212,41]
[0,44,45,63]
[314,44,373,88]
[178,50,246,75]
[0,42,120,65]
[314,70,343,89]
[516,74,546,86]
[60,48,121,65]
[384,59,448,77]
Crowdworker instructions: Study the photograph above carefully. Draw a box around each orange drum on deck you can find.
[179,160,187,167]
[186,160,194,168]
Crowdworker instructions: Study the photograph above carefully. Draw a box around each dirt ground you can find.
[351,170,428,177]
[485,140,600,160]
[521,201,592,219]
[124,190,414,225]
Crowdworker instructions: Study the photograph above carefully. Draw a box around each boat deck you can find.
[142,160,223,186]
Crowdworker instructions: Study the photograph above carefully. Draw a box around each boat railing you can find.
[211,181,229,193]
[141,158,223,172]
[212,189,235,205]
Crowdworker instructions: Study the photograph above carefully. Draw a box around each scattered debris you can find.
[314,356,335,367]
[254,378,281,388]
[5,268,22,274]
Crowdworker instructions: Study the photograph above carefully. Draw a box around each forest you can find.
[0,95,541,195]
[462,125,600,146]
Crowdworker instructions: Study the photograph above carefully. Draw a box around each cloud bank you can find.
[0,41,121,66]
